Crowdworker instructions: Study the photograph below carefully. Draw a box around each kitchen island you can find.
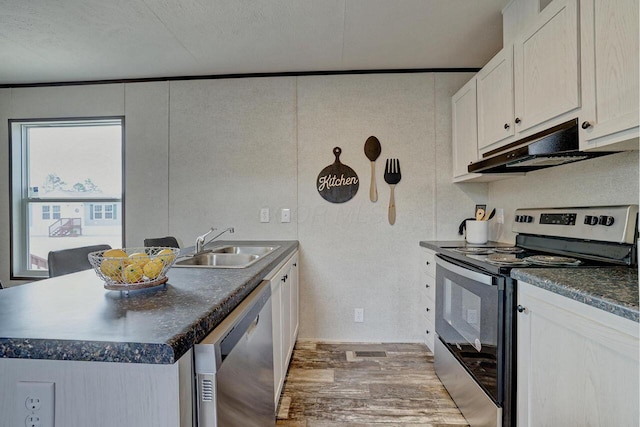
[0,240,298,427]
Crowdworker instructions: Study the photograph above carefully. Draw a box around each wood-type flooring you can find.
[276,342,469,427]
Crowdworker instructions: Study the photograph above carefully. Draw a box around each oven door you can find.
[435,254,505,404]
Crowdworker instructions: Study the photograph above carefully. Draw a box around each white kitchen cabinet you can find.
[513,0,580,134]
[478,0,581,154]
[418,247,436,351]
[452,78,480,180]
[517,281,639,426]
[289,255,299,354]
[270,251,299,406]
[579,0,639,151]
[271,272,283,406]
[477,46,515,151]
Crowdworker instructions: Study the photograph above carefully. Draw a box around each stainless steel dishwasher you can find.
[194,280,274,427]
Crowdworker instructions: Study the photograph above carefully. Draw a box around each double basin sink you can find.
[174,245,279,269]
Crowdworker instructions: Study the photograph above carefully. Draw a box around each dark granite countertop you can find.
[0,240,298,364]
[511,267,639,323]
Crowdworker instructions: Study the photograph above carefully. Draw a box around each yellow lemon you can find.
[143,259,164,279]
[156,248,176,264]
[100,259,124,282]
[104,248,128,258]
[123,264,144,283]
[128,252,150,268]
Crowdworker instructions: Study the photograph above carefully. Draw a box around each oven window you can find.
[444,278,482,351]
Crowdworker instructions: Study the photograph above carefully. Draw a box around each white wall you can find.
[488,151,639,243]
[167,78,298,244]
[296,73,485,341]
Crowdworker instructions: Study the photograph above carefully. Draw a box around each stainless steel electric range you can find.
[433,205,638,427]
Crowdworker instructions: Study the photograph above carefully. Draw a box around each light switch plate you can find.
[281,208,291,223]
[260,208,270,223]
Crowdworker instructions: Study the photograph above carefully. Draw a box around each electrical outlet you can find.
[354,308,364,323]
[281,208,291,223]
[26,414,41,427]
[16,382,54,427]
[260,208,270,223]
[496,208,505,224]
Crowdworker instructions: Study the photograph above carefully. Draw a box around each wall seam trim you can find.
[167,82,171,235]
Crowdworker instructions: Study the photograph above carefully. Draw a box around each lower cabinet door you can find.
[517,282,639,426]
[271,278,283,407]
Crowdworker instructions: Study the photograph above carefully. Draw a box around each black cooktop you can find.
[438,245,614,276]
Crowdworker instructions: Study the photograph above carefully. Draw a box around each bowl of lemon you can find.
[88,247,180,290]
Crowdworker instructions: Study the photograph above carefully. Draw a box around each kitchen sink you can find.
[173,245,279,269]
[208,245,279,256]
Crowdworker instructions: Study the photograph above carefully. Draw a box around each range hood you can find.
[468,119,618,174]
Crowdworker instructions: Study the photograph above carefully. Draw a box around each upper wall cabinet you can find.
[453,76,521,182]
[478,0,580,155]
[477,46,515,151]
[514,0,580,134]
[579,0,639,151]
[452,78,480,180]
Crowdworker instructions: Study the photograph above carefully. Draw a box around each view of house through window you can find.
[10,118,124,278]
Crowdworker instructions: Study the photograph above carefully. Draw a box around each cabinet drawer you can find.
[423,318,436,351]
[422,301,435,324]
[421,249,436,278]
[419,275,435,301]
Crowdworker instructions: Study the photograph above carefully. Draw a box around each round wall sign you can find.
[316,147,359,203]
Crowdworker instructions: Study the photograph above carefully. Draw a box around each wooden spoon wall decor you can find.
[316,147,359,203]
[364,136,382,202]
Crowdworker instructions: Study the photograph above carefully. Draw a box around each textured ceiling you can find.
[0,0,508,85]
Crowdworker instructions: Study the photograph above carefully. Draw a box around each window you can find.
[104,204,115,220]
[10,118,124,279]
[92,204,103,220]
[41,205,61,221]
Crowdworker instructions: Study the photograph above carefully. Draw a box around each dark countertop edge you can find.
[0,241,299,365]
[0,339,176,364]
[511,269,639,323]
[419,240,514,251]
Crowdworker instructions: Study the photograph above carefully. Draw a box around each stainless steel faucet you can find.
[195,228,216,254]
[195,227,235,253]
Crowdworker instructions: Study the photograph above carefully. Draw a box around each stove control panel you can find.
[539,213,576,225]
[513,205,638,244]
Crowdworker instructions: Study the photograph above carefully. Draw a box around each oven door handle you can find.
[435,254,494,286]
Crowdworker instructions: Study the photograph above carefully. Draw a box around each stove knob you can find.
[598,215,615,226]
[515,215,522,223]
[589,216,599,225]
[525,215,534,223]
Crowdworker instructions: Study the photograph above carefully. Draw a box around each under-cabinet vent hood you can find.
[468,119,618,174]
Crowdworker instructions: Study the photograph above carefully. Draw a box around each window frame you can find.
[9,116,126,280]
